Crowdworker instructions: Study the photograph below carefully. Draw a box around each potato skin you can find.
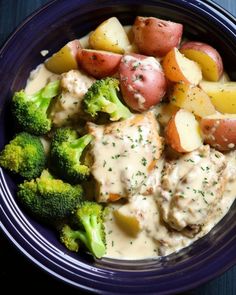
[162,47,202,85]
[199,81,236,114]
[180,41,223,81]
[89,17,130,54]
[165,109,203,153]
[133,16,183,57]
[200,117,236,151]
[165,115,184,153]
[170,83,216,117]
[77,49,122,78]
[119,53,167,111]
[45,39,81,74]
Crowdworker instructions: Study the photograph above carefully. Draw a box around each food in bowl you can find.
[1,15,236,261]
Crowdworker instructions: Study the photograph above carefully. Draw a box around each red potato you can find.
[170,83,216,117]
[119,53,167,112]
[165,109,203,153]
[162,47,202,85]
[180,41,223,81]
[45,39,82,74]
[133,16,183,57]
[200,114,236,151]
[77,49,122,78]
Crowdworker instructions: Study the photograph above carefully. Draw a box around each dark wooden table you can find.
[0,0,236,294]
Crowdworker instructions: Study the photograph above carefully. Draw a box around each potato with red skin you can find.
[180,41,223,81]
[77,49,122,78]
[162,47,202,85]
[170,83,216,117]
[118,53,167,112]
[133,16,183,57]
[200,114,236,151]
[165,109,203,153]
[199,81,236,114]
[45,39,81,74]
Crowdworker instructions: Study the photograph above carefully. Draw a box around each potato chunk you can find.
[89,17,131,54]
[165,109,203,153]
[162,47,202,85]
[200,81,236,113]
[170,83,216,117]
[114,205,141,237]
[45,40,81,74]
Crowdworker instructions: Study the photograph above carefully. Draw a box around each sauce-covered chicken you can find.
[87,112,164,202]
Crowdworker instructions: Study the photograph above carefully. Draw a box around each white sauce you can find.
[122,54,162,71]
[25,64,59,94]
[24,31,236,262]
[50,70,94,127]
[87,112,163,202]
[104,151,236,259]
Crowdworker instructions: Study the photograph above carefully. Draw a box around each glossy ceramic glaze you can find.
[0,0,236,294]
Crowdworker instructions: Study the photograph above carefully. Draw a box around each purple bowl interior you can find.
[0,0,236,294]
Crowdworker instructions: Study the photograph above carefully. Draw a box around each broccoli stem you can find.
[29,80,60,111]
[70,134,93,162]
[109,87,131,121]
[41,80,60,98]
[80,214,106,259]
[61,220,105,258]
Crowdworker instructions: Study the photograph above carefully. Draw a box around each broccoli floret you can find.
[60,225,81,252]
[60,201,106,258]
[12,80,60,135]
[0,132,46,179]
[17,169,83,223]
[50,128,93,183]
[83,77,131,121]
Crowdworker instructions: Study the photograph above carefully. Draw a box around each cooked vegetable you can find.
[133,16,183,57]
[154,103,179,127]
[180,41,223,81]
[89,17,130,54]
[83,77,131,121]
[0,132,46,179]
[45,39,81,74]
[165,109,203,153]
[114,205,141,237]
[162,47,202,85]
[17,170,83,223]
[170,83,216,117]
[119,53,167,111]
[50,128,93,183]
[77,49,122,78]
[199,81,236,114]
[200,114,236,151]
[60,201,106,258]
[12,80,60,135]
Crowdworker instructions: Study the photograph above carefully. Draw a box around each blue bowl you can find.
[0,0,236,294]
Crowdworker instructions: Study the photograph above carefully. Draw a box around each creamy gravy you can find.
[104,153,236,260]
[25,64,59,94]
[25,36,236,261]
[87,112,163,202]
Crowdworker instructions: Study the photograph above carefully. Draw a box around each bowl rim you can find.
[0,0,236,294]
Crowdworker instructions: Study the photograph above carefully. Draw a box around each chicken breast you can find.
[87,112,164,202]
[158,145,227,236]
[50,69,95,126]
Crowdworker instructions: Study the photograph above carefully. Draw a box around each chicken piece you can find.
[158,145,227,236]
[60,69,95,95]
[50,70,95,126]
[87,112,164,202]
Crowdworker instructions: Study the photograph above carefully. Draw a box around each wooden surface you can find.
[0,0,236,294]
